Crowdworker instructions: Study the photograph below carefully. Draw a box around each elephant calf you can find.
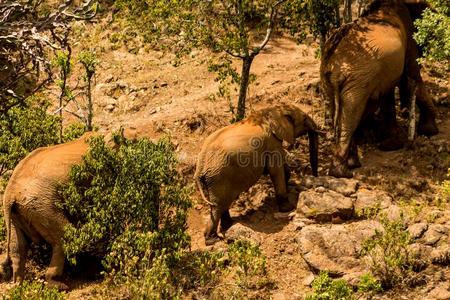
[195,104,319,245]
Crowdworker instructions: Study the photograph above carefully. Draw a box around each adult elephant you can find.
[195,104,319,245]
[320,0,438,178]
[0,129,136,290]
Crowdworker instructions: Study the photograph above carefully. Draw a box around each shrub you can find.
[305,271,354,300]
[0,96,59,177]
[62,122,87,143]
[58,134,192,280]
[357,273,383,297]
[360,214,414,289]
[4,280,65,300]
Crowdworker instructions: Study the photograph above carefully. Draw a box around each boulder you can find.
[297,221,382,276]
[301,176,359,196]
[225,223,260,244]
[422,224,449,246]
[354,189,392,213]
[297,190,354,222]
[408,223,428,239]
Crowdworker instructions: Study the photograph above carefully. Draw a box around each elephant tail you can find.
[3,196,13,266]
[195,174,216,207]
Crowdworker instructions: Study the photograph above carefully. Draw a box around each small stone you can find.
[422,224,448,246]
[408,223,428,239]
[430,245,450,265]
[225,223,260,244]
[315,186,326,193]
[302,273,315,286]
[105,104,115,112]
[274,212,292,220]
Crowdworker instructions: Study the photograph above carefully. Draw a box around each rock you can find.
[105,104,115,112]
[301,176,359,196]
[297,190,354,222]
[225,223,260,244]
[426,283,450,300]
[430,245,450,265]
[422,224,449,246]
[302,273,315,286]
[408,223,428,239]
[354,189,392,214]
[273,212,293,220]
[297,221,382,277]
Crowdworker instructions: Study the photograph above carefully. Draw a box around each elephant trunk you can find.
[308,130,319,177]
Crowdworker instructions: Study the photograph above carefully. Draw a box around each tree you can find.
[414,0,450,63]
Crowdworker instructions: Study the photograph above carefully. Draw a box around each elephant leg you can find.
[283,163,291,185]
[220,210,233,232]
[416,82,438,136]
[379,89,405,151]
[46,244,68,291]
[268,164,295,212]
[329,92,366,178]
[10,221,28,283]
[204,204,223,245]
[347,139,361,169]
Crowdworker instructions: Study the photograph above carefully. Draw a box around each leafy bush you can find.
[360,214,414,289]
[0,96,59,177]
[305,271,354,300]
[414,0,450,63]
[4,280,65,300]
[357,273,383,297]
[58,134,191,280]
[62,122,87,143]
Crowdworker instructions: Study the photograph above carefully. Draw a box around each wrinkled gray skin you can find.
[195,105,319,245]
[321,0,438,178]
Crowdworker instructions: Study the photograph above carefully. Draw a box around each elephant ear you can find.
[270,112,295,145]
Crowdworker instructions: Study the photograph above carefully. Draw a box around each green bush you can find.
[0,96,59,178]
[357,273,383,296]
[414,0,450,63]
[58,134,191,279]
[62,122,87,143]
[305,271,354,300]
[4,280,66,300]
[360,214,414,289]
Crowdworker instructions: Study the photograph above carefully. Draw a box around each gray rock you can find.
[430,245,450,265]
[301,176,359,196]
[408,223,428,239]
[297,221,382,276]
[422,224,448,246]
[354,188,392,213]
[426,284,450,300]
[225,223,260,244]
[297,190,354,222]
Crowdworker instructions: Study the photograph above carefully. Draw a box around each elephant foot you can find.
[379,137,404,151]
[204,233,221,246]
[347,155,361,169]
[47,279,69,291]
[220,211,233,232]
[0,257,12,281]
[418,118,438,137]
[277,195,295,212]
[328,161,353,178]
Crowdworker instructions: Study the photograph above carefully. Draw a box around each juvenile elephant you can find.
[0,129,136,290]
[195,104,319,245]
[320,0,438,178]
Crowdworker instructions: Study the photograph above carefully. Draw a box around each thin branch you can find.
[251,0,288,56]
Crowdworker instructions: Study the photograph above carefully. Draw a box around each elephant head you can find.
[267,105,320,176]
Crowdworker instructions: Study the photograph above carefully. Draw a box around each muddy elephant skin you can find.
[194,104,319,245]
[320,0,439,178]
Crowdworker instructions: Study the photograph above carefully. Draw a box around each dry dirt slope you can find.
[1,29,450,299]
[74,33,450,299]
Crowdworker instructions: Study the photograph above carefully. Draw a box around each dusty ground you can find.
[1,15,449,299]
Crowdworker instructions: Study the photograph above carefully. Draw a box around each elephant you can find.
[320,0,439,178]
[0,129,136,290]
[194,104,319,245]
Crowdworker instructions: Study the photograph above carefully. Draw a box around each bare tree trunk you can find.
[335,5,341,27]
[86,76,93,131]
[344,0,352,23]
[408,78,417,142]
[357,0,365,16]
[236,56,254,121]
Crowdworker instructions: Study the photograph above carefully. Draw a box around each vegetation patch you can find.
[4,281,66,300]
